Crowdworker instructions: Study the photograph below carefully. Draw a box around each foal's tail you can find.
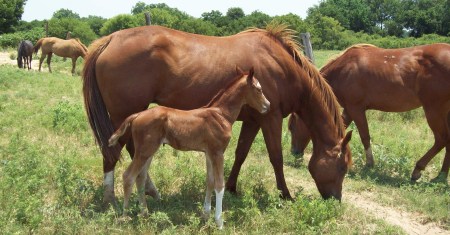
[108,113,140,147]
[82,35,122,163]
[33,38,44,54]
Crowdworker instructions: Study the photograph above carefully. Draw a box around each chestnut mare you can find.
[33,37,88,74]
[289,43,450,181]
[83,24,353,204]
[17,40,33,70]
[108,68,270,228]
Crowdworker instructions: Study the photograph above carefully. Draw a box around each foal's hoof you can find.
[215,218,224,230]
[430,172,448,184]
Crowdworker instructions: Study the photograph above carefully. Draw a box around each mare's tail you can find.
[82,35,122,163]
[33,38,44,54]
[108,113,140,147]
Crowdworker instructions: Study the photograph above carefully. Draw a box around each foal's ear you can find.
[235,65,244,75]
[247,67,255,83]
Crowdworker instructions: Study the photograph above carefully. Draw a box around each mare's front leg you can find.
[260,112,292,199]
[126,139,160,200]
[226,120,260,194]
[71,57,77,75]
[46,53,53,73]
[411,105,448,181]
[345,107,374,167]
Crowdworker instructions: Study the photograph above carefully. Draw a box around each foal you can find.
[108,68,270,228]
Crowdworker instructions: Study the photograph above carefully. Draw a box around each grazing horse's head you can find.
[239,67,270,114]
[308,131,352,200]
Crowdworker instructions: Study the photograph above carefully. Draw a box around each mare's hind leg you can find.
[411,106,448,181]
[38,53,46,72]
[126,139,160,200]
[345,107,374,167]
[226,120,260,194]
[46,53,53,73]
[28,55,32,70]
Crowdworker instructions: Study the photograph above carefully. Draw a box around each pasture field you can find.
[0,50,448,234]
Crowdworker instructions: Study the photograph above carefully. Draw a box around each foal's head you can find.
[239,67,270,114]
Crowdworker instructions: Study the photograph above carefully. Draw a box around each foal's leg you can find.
[411,106,447,181]
[210,152,225,229]
[226,121,259,194]
[126,139,160,200]
[203,156,214,219]
[346,107,374,167]
[46,53,53,73]
[135,156,154,216]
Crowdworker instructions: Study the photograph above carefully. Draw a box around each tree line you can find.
[1,1,449,50]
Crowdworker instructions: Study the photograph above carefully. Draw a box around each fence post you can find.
[300,32,315,64]
[45,21,49,37]
[145,12,151,25]
[66,31,71,39]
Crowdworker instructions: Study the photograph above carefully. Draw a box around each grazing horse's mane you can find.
[74,38,89,53]
[203,71,249,108]
[321,43,377,74]
[242,23,344,137]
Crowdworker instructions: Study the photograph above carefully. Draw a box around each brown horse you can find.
[33,37,88,74]
[289,43,450,181]
[83,24,353,205]
[108,68,270,228]
[17,40,33,70]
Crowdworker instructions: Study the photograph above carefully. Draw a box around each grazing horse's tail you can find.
[108,113,140,147]
[82,35,122,163]
[33,38,44,54]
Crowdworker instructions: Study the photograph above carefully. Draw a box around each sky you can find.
[22,0,321,21]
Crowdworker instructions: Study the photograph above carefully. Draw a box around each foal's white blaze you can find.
[215,188,225,229]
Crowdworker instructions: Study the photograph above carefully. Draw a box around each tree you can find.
[0,0,27,34]
[226,7,245,20]
[99,14,142,36]
[52,8,80,19]
[48,18,97,44]
[82,15,106,36]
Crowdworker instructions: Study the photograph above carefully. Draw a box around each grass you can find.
[0,52,448,234]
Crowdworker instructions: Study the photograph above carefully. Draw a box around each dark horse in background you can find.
[83,24,353,206]
[33,37,88,74]
[289,43,450,182]
[17,40,33,70]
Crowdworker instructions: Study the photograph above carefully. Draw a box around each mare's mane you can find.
[203,72,249,108]
[242,23,345,138]
[320,44,377,74]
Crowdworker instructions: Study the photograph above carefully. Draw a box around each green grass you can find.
[0,53,448,234]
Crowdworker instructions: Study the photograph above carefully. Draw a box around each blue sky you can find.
[22,0,321,21]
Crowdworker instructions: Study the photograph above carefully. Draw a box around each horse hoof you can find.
[202,210,211,220]
[225,185,237,195]
[215,218,224,230]
[410,170,422,182]
[117,215,133,223]
[365,160,375,168]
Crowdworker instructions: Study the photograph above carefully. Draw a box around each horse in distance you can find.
[34,37,88,74]
[17,40,33,70]
[108,68,270,229]
[289,43,450,182]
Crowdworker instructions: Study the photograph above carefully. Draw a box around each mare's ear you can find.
[340,130,352,149]
[235,65,244,75]
[247,67,255,83]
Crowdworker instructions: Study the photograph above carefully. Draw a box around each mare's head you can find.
[238,67,270,114]
[309,130,352,200]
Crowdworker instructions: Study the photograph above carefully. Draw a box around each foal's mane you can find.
[241,23,345,137]
[203,72,248,108]
[320,43,377,74]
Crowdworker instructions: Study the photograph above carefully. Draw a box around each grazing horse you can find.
[17,40,33,70]
[108,68,270,229]
[288,43,450,181]
[33,37,88,74]
[83,24,353,205]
